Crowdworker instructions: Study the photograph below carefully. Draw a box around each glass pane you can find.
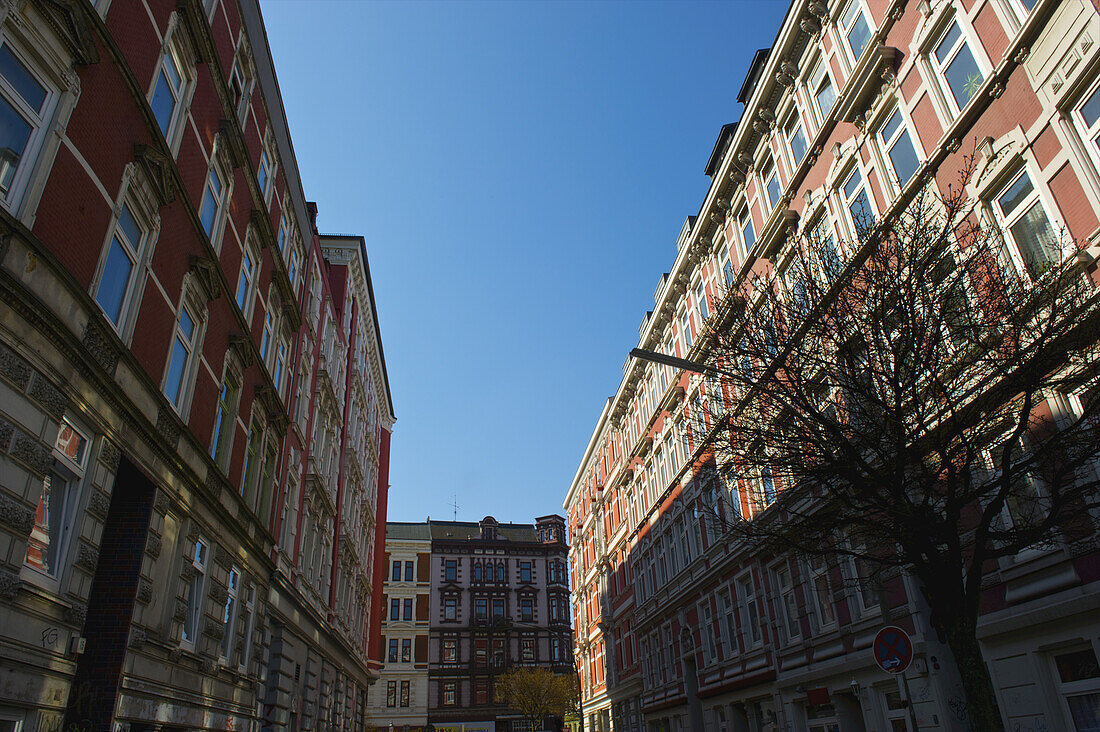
[1056,648,1100,683]
[935,22,962,65]
[741,217,756,250]
[201,188,217,234]
[998,172,1035,217]
[26,472,68,575]
[844,169,863,200]
[789,123,807,165]
[1068,692,1100,732]
[179,310,194,340]
[846,8,872,60]
[944,43,983,109]
[0,93,32,194]
[96,237,135,324]
[1011,201,1058,279]
[1081,85,1100,129]
[165,336,188,404]
[816,76,836,117]
[117,204,141,248]
[150,71,176,137]
[882,110,902,141]
[767,174,782,209]
[888,130,920,185]
[0,45,46,112]
[850,190,875,240]
[162,51,181,91]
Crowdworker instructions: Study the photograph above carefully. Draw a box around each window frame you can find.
[0,34,60,212]
[988,166,1063,283]
[199,153,232,249]
[181,535,209,650]
[837,0,874,69]
[875,107,922,193]
[926,16,989,117]
[162,289,204,416]
[807,60,838,127]
[90,187,158,341]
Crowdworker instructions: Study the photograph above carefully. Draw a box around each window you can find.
[442,638,457,663]
[475,678,489,705]
[182,537,208,647]
[475,596,487,621]
[0,39,56,208]
[94,201,147,330]
[700,604,717,663]
[219,566,241,659]
[391,561,401,582]
[390,598,400,621]
[759,465,776,507]
[809,62,837,124]
[492,597,505,620]
[840,0,873,64]
[760,157,781,212]
[520,561,532,583]
[388,637,399,662]
[473,562,483,583]
[737,205,756,259]
[495,563,505,582]
[522,636,536,661]
[444,595,457,620]
[930,20,984,113]
[785,112,808,168]
[679,309,693,350]
[149,41,186,143]
[386,680,396,707]
[257,147,274,202]
[1075,80,1100,174]
[210,373,239,469]
[228,47,252,120]
[238,582,256,670]
[405,560,414,582]
[199,163,227,244]
[877,109,920,188]
[694,280,709,322]
[444,559,457,582]
[719,243,734,286]
[236,245,257,316]
[842,167,875,241]
[442,681,457,705]
[401,638,411,662]
[403,598,412,621]
[774,563,800,642]
[808,557,836,629]
[1052,646,1100,730]
[718,588,736,658]
[991,168,1059,281]
[737,573,760,646]
[400,680,410,708]
[163,301,200,411]
[520,596,534,621]
[24,419,88,581]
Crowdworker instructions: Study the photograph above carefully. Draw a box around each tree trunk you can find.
[942,615,1004,730]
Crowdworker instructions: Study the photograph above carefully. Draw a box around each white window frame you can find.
[199,153,231,249]
[219,565,241,661]
[838,0,874,69]
[807,556,837,631]
[736,572,761,648]
[838,163,876,242]
[807,60,837,128]
[236,239,259,319]
[162,287,205,416]
[988,166,1063,283]
[91,197,152,338]
[147,35,192,153]
[760,155,782,213]
[875,106,923,194]
[210,362,241,470]
[21,417,91,589]
[926,17,989,117]
[257,140,275,204]
[182,535,209,649]
[1049,643,1100,729]
[783,109,809,172]
[772,561,801,643]
[0,34,59,212]
[694,279,709,324]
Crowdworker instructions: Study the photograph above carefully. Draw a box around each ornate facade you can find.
[565,0,1100,730]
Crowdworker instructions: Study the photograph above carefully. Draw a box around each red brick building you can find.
[0,0,393,729]
[566,0,1100,730]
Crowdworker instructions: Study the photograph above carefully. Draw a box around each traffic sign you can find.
[873,625,913,674]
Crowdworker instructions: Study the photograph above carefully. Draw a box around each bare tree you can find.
[497,667,578,730]
[687,156,1100,728]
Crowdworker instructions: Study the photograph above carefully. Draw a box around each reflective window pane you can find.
[944,43,983,109]
[0,45,46,112]
[96,237,135,324]
[150,71,176,136]
[0,94,32,195]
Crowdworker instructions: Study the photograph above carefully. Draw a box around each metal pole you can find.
[899,672,921,732]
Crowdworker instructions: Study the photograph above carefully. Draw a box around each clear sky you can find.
[259,0,790,524]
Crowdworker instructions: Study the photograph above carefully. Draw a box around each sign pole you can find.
[899,671,920,732]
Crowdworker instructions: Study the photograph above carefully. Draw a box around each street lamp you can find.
[628,348,736,379]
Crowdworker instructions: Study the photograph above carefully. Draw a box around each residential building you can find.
[366,522,432,731]
[0,0,393,729]
[565,0,1100,731]
[410,515,572,732]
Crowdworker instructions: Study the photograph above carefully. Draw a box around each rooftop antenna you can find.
[451,494,459,522]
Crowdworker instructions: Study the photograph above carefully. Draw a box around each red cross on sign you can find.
[873,625,914,674]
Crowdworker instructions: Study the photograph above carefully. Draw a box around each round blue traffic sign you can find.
[873,625,913,674]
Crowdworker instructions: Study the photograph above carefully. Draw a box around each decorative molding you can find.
[0,567,20,601]
[188,255,221,301]
[81,321,120,376]
[137,579,153,605]
[228,334,254,369]
[202,619,224,642]
[0,419,11,453]
[173,599,188,622]
[129,626,147,649]
[28,373,67,420]
[99,439,121,472]
[0,342,31,390]
[74,543,99,572]
[64,601,88,628]
[208,582,227,606]
[213,544,233,569]
[155,405,181,448]
[146,533,162,559]
[29,0,100,65]
[134,144,177,207]
[10,432,52,477]
[87,490,110,519]
[217,121,249,170]
[153,490,170,516]
[0,493,34,536]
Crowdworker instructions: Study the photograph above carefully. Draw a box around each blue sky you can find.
[260,0,789,524]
